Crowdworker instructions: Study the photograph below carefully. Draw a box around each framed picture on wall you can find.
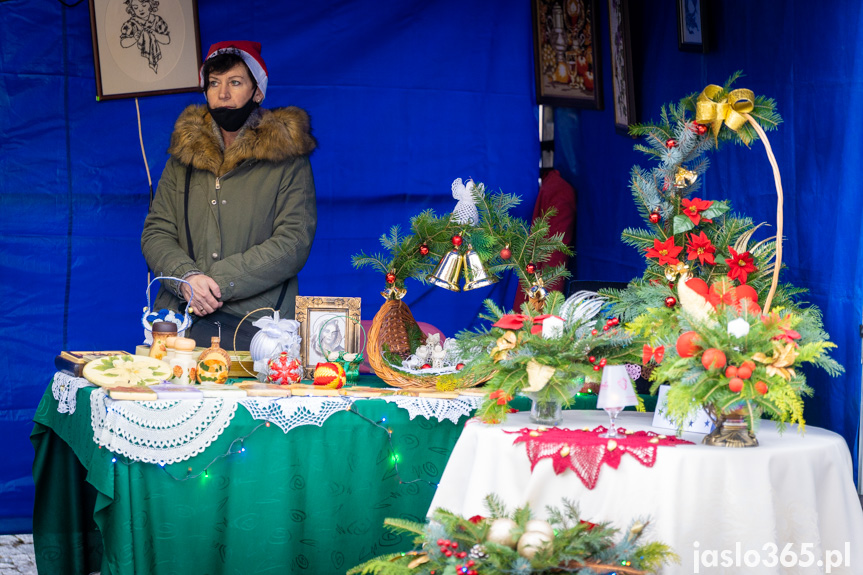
[677,0,709,53]
[295,296,362,376]
[88,0,202,100]
[608,0,635,134]
[532,0,603,109]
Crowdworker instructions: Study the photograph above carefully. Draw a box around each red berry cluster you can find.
[435,540,473,569]
[588,355,607,371]
[602,317,619,332]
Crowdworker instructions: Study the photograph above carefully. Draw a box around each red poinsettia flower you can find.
[724,247,758,284]
[681,197,713,225]
[489,390,513,405]
[686,231,716,265]
[468,515,485,524]
[645,237,683,266]
[761,313,802,345]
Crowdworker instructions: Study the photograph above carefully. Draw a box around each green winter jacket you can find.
[141,104,317,320]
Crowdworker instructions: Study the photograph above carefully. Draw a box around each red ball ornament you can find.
[602,325,610,331]
[598,358,607,367]
[701,348,727,371]
[695,123,708,136]
[419,243,430,256]
[451,234,463,247]
[665,138,678,149]
[665,296,677,307]
[591,329,598,336]
[421,364,432,369]
[593,365,601,371]
[456,363,465,370]
[526,263,536,274]
[500,247,512,260]
[588,356,596,363]
[755,381,769,395]
[728,377,744,393]
[649,211,661,224]
[386,272,396,284]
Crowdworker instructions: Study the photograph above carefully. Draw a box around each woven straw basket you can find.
[367,299,491,390]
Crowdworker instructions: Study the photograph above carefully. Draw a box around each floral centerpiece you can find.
[454,291,637,423]
[651,277,842,446]
[595,74,842,439]
[348,495,677,575]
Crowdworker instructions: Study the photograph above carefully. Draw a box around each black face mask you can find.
[208,96,259,133]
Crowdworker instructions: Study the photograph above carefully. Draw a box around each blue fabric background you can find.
[0,0,860,531]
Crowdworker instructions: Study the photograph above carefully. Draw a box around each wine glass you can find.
[596,365,637,437]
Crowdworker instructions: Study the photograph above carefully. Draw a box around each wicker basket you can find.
[367,299,491,390]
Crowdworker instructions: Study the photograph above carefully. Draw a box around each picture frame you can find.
[295,296,362,377]
[677,0,708,53]
[608,0,636,134]
[532,0,603,109]
[88,0,202,100]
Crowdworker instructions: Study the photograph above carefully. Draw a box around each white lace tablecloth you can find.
[52,373,482,464]
[239,394,483,432]
[90,388,239,465]
[52,372,95,414]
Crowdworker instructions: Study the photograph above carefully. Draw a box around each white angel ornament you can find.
[451,178,482,225]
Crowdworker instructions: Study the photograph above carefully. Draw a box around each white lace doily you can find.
[52,372,95,414]
[379,395,483,424]
[89,388,239,465]
[239,396,357,433]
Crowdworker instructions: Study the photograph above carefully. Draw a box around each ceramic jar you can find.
[170,337,198,385]
[149,321,177,361]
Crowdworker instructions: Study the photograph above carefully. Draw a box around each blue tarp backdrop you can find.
[1,0,861,533]
[0,0,537,531]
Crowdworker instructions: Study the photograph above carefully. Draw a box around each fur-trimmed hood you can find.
[167,105,316,176]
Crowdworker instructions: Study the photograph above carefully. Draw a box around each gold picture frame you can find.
[88,0,202,100]
[295,296,361,377]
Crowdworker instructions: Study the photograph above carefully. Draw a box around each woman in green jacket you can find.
[141,40,317,347]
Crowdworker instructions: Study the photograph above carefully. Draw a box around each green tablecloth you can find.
[31,378,655,575]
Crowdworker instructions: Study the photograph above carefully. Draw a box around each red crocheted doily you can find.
[508,426,693,489]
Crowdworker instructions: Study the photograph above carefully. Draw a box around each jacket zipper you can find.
[214,160,256,191]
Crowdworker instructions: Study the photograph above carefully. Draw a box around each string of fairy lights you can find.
[102,397,441,488]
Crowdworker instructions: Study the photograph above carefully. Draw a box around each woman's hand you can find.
[181,274,223,316]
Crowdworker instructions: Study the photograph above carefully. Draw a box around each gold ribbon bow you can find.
[695,84,755,141]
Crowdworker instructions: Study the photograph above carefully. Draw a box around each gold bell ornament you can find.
[427,248,463,291]
[462,245,498,291]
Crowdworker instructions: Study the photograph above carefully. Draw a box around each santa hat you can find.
[199,41,269,98]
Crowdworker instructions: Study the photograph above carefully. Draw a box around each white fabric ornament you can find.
[727,317,751,338]
[451,178,481,225]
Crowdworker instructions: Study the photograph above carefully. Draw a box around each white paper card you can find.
[652,384,715,434]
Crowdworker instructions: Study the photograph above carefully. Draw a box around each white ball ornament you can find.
[516,529,553,559]
[486,518,518,548]
[524,519,555,539]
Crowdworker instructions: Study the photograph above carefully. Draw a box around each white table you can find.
[430,411,863,574]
